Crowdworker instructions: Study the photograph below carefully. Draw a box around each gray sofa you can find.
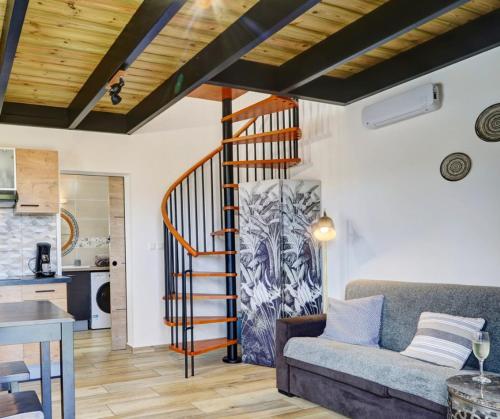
[276,280,500,419]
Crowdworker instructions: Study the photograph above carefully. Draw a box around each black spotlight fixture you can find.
[109,77,125,106]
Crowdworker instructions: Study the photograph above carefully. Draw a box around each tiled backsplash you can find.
[0,208,57,278]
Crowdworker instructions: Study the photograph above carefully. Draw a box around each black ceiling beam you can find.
[277,0,469,92]
[210,60,281,95]
[0,0,29,114]
[210,60,350,105]
[335,9,500,104]
[0,103,128,134]
[67,0,187,129]
[126,0,322,134]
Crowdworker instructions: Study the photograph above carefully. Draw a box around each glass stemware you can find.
[472,331,491,384]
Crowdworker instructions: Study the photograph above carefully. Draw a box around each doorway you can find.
[60,174,127,350]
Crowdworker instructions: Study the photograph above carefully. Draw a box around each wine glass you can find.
[472,331,491,384]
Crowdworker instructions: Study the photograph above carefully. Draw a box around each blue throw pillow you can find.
[320,295,384,347]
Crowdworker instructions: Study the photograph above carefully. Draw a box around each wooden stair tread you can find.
[223,183,239,189]
[164,293,237,300]
[222,96,297,123]
[223,158,301,168]
[211,228,239,237]
[164,316,237,326]
[196,250,237,256]
[169,338,237,356]
[172,272,237,277]
[222,127,301,145]
[223,206,239,211]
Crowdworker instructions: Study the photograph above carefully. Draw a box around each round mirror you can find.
[61,208,79,256]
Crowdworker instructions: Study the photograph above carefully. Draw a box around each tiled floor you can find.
[21,329,344,418]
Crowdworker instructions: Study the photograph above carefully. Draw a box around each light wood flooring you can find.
[20,329,344,418]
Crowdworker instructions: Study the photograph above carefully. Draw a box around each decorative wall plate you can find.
[440,153,472,182]
[475,103,500,142]
[61,208,79,256]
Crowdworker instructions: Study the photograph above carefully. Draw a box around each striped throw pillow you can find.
[401,312,485,369]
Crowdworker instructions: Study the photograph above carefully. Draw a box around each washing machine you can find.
[90,272,111,329]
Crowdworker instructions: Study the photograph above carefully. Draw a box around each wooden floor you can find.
[21,329,344,418]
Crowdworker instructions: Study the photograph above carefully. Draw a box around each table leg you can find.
[40,341,52,419]
[60,323,75,419]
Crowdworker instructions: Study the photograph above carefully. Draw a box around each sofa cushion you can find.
[284,337,458,406]
[401,312,484,369]
[321,295,384,347]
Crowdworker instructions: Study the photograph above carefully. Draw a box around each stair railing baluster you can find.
[189,254,194,376]
[201,165,207,252]
[261,115,266,180]
[194,169,199,251]
[163,223,171,328]
[168,199,175,344]
[173,189,179,347]
[293,103,299,159]
[245,128,249,182]
[219,151,224,237]
[187,176,191,246]
[253,121,257,181]
[181,262,187,378]
[236,141,240,184]
[210,158,215,250]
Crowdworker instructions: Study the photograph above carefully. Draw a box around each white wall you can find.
[1,97,226,348]
[294,46,500,298]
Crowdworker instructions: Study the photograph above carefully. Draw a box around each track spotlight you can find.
[107,68,126,106]
[109,77,124,106]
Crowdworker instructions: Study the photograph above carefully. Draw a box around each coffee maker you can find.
[35,242,55,278]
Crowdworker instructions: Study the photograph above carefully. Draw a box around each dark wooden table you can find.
[0,300,75,419]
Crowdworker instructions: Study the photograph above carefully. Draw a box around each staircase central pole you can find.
[221,90,241,364]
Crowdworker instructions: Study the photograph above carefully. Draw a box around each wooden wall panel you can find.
[109,176,127,350]
[93,0,258,114]
[4,0,143,107]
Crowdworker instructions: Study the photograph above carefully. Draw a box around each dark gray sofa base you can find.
[288,361,446,419]
[276,315,446,419]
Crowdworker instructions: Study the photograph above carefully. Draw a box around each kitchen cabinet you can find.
[15,148,59,214]
[65,271,91,321]
[0,148,16,191]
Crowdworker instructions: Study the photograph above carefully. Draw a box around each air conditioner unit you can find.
[362,83,441,129]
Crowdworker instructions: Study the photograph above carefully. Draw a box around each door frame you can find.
[59,170,133,346]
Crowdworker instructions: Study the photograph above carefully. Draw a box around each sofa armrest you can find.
[276,314,326,394]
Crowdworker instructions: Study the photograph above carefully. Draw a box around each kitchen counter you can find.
[0,275,71,286]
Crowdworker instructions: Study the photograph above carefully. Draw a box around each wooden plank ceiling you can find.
[243,0,499,78]
[0,1,7,38]
[0,0,498,132]
[4,0,143,108]
[93,0,258,113]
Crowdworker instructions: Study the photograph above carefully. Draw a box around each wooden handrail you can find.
[161,145,223,257]
[233,117,258,138]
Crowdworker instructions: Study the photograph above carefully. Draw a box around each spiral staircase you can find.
[161,92,301,377]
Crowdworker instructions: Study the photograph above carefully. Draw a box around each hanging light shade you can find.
[312,211,336,242]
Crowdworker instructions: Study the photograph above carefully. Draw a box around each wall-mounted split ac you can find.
[361,83,442,129]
